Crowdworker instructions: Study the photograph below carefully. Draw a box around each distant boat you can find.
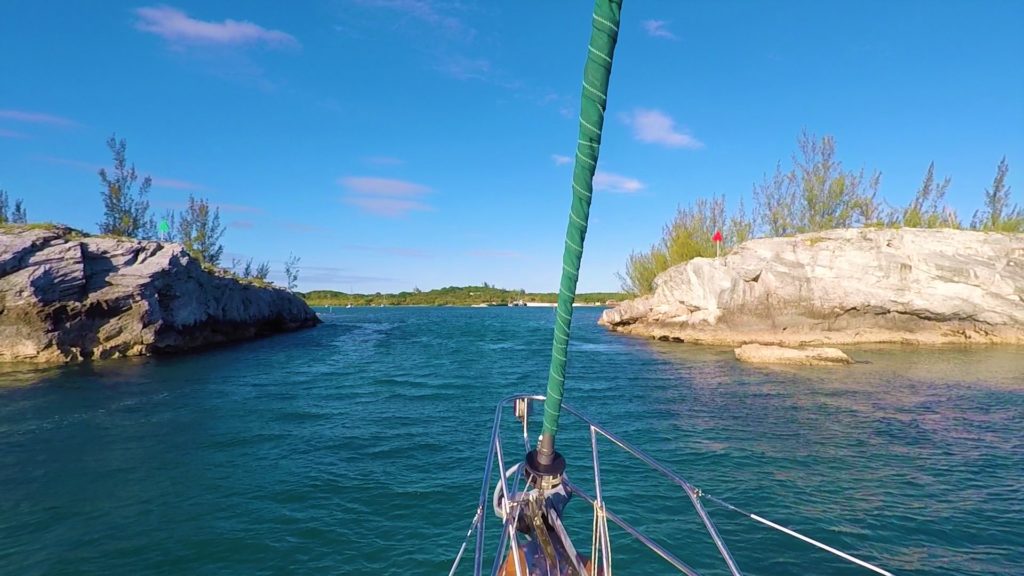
[346,304,353,309]
[509,300,527,307]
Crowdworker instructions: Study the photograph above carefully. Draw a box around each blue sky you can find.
[1,1,1022,292]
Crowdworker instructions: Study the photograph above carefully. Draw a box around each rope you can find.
[700,492,895,576]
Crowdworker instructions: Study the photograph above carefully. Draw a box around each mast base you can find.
[525,449,566,490]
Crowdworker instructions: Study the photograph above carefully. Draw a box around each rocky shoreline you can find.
[0,226,319,363]
[600,228,1024,346]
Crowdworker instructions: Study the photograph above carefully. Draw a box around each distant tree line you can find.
[620,131,1021,294]
[301,285,624,307]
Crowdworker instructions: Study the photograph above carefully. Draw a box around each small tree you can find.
[98,134,155,238]
[11,199,27,224]
[158,209,177,242]
[971,157,1022,231]
[0,191,28,225]
[900,162,956,228]
[754,163,799,237]
[792,132,880,232]
[254,261,271,281]
[857,183,887,227]
[283,253,300,291]
[177,195,225,266]
[243,258,254,279]
[728,197,754,246]
[754,132,881,235]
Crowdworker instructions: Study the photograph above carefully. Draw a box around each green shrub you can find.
[892,162,960,228]
[619,195,751,294]
[971,157,1023,232]
[618,132,1017,296]
[754,132,881,236]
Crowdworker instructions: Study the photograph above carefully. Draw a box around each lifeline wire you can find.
[700,492,895,576]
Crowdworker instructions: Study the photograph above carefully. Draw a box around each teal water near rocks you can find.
[1,307,1021,575]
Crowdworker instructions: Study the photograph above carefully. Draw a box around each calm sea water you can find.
[1,307,1021,575]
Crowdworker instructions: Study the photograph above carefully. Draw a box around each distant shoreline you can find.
[300,286,624,308]
[309,302,608,308]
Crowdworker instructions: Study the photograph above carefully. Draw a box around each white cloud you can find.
[134,6,299,48]
[363,156,405,166]
[593,171,645,194]
[642,20,677,40]
[623,108,703,149]
[339,176,434,217]
[354,0,473,39]
[0,128,28,139]
[468,249,523,259]
[551,154,571,166]
[343,197,433,217]
[339,177,430,197]
[437,56,491,80]
[151,177,205,190]
[0,109,76,127]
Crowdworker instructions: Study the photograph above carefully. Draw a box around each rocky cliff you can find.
[600,228,1024,345]
[0,226,319,363]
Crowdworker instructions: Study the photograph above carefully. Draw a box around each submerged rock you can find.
[734,344,852,365]
[600,228,1024,345]
[0,226,319,363]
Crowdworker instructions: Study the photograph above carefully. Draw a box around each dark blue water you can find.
[1,307,1021,575]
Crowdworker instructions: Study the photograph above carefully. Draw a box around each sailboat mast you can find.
[534,0,623,469]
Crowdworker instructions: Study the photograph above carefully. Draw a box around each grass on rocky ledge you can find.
[0,222,65,232]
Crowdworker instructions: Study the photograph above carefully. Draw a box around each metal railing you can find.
[448,394,740,576]
[449,394,894,576]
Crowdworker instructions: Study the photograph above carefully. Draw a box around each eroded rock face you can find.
[600,228,1024,345]
[734,344,853,365]
[0,227,320,363]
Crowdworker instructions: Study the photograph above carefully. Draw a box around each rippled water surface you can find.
[1,307,1022,575]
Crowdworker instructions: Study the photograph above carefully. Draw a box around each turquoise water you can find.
[1,307,1021,575]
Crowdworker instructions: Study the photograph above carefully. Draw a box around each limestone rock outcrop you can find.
[0,226,319,363]
[600,228,1024,345]
[734,344,853,365]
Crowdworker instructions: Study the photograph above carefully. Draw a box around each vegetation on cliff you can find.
[98,135,156,239]
[5,134,299,289]
[621,132,1021,294]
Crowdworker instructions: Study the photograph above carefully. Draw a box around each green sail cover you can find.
[539,0,623,453]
